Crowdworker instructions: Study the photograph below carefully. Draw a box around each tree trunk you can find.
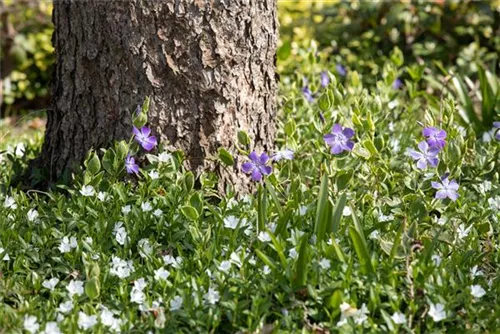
[31,0,277,193]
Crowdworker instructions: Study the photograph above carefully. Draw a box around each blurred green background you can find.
[1,0,499,117]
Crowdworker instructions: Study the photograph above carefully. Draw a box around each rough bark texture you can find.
[33,0,277,193]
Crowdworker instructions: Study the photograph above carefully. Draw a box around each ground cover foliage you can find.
[1,1,500,333]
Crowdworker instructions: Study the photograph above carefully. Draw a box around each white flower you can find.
[289,248,298,259]
[470,265,484,278]
[100,307,121,332]
[40,322,62,334]
[457,224,472,240]
[78,312,98,330]
[378,212,394,222]
[428,302,446,322]
[23,315,39,334]
[149,170,160,179]
[436,217,447,226]
[163,254,182,268]
[223,215,240,229]
[229,252,243,267]
[478,180,491,194]
[268,222,277,233]
[319,258,331,270]
[218,260,232,273]
[84,237,93,244]
[130,278,147,304]
[110,256,134,279]
[69,236,77,248]
[470,285,486,299]
[158,152,172,163]
[80,185,95,197]
[15,143,25,157]
[141,201,153,212]
[97,191,109,201]
[353,303,369,325]
[257,231,272,243]
[153,208,163,217]
[337,302,358,327]
[114,222,128,245]
[457,126,466,137]
[42,277,59,291]
[431,255,442,266]
[3,196,17,209]
[298,205,307,216]
[287,230,304,245]
[154,267,170,281]
[342,206,352,216]
[262,265,271,275]
[121,205,131,215]
[67,280,84,297]
[138,239,153,258]
[170,295,183,311]
[59,236,76,253]
[272,148,294,161]
[27,209,39,222]
[369,230,380,240]
[391,311,406,325]
[57,300,74,314]
[488,196,500,212]
[0,247,10,261]
[482,128,495,143]
[56,313,65,322]
[134,278,148,291]
[226,198,238,209]
[203,287,220,305]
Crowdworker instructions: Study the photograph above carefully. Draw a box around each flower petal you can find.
[332,124,343,134]
[248,151,258,163]
[258,153,269,165]
[260,165,272,176]
[132,127,141,136]
[241,162,254,174]
[431,181,442,189]
[422,127,437,137]
[343,127,355,139]
[417,140,429,152]
[416,159,427,169]
[141,127,151,137]
[330,143,343,155]
[251,169,262,182]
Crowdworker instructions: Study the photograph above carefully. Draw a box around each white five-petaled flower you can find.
[15,142,26,157]
[100,307,121,332]
[97,191,109,201]
[23,315,40,334]
[257,231,272,243]
[218,260,232,273]
[149,170,160,179]
[40,322,62,334]
[80,185,95,197]
[78,312,98,330]
[138,238,153,258]
[170,295,183,311]
[272,148,294,161]
[298,205,307,216]
[42,277,60,291]
[57,300,74,314]
[130,278,147,304]
[428,302,446,322]
[378,212,394,222]
[342,206,352,216]
[110,255,134,279]
[158,152,172,163]
[3,196,17,209]
[141,201,153,212]
[121,205,132,215]
[59,236,77,253]
[113,222,128,245]
[223,215,240,229]
[457,224,472,240]
[470,285,486,299]
[470,265,484,278]
[289,248,298,259]
[153,208,163,217]
[369,230,380,240]
[0,247,10,261]
[488,196,500,212]
[337,302,369,326]
[163,254,183,268]
[318,258,331,270]
[154,267,170,281]
[67,280,84,298]
[431,254,442,266]
[262,265,271,275]
[391,311,406,325]
[203,287,220,305]
[27,208,39,222]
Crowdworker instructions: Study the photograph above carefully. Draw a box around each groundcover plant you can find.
[1,30,500,334]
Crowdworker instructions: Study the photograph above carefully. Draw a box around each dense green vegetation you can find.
[1,1,500,333]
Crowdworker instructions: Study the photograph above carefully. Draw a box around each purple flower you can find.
[272,149,294,162]
[241,152,272,182]
[422,127,447,150]
[125,155,139,174]
[494,122,500,140]
[302,87,314,102]
[324,124,355,154]
[321,71,330,88]
[133,126,158,151]
[432,177,459,201]
[408,141,440,169]
[392,78,403,89]
[336,64,347,77]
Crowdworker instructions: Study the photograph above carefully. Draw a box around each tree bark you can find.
[32,0,277,193]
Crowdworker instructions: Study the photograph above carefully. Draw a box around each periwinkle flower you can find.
[133,126,158,151]
[324,124,355,154]
[431,176,459,201]
[320,71,330,88]
[336,64,347,77]
[241,152,272,182]
[408,141,439,169]
[272,149,294,162]
[422,127,447,150]
[302,86,314,103]
[392,78,403,90]
[125,155,139,174]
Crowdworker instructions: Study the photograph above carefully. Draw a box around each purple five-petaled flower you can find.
[336,64,347,77]
[241,152,273,182]
[125,155,139,174]
[392,78,403,90]
[324,124,355,155]
[431,177,459,202]
[408,141,440,169]
[422,127,447,150]
[133,126,158,151]
[302,86,315,103]
[321,71,330,88]
[494,122,500,140]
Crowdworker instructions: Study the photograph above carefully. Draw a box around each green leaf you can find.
[85,277,100,300]
[181,205,199,221]
[478,66,495,126]
[255,249,276,271]
[318,90,332,112]
[218,148,234,167]
[329,193,346,235]
[266,181,283,218]
[237,130,250,147]
[349,226,373,274]
[314,174,330,242]
[277,40,292,61]
[293,234,309,289]
[257,184,267,232]
[86,152,101,175]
